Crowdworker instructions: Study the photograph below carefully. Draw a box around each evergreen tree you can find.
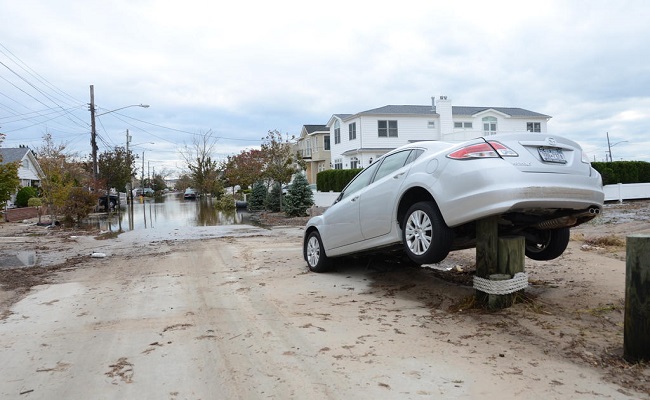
[265,182,282,212]
[284,173,314,217]
[249,181,267,211]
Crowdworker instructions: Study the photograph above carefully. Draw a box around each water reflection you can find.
[87,193,251,232]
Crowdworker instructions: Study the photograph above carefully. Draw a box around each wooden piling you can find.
[475,216,526,309]
[624,233,650,362]
[494,236,526,308]
[475,216,499,305]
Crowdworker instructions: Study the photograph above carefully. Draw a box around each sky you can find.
[1,0,649,178]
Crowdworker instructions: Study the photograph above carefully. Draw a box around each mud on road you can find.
[0,202,649,399]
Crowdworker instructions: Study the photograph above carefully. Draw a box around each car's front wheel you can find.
[402,201,453,265]
[304,231,330,272]
[525,227,570,261]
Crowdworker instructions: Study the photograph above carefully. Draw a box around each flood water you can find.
[87,193,252,232]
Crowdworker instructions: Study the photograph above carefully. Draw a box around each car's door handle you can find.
[350,196,359,202]
[393,172,406,179]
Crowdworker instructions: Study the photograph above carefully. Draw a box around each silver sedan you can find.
[303,133,604,272]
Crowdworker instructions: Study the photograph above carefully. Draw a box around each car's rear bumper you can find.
[433,166,604,227]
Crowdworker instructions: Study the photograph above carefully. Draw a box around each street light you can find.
[89,84,150,179]
[97,104,149,117]
[606,132,628,162]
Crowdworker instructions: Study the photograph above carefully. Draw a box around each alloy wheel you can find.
[405,210,433,255]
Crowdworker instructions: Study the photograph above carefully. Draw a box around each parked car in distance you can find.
[133,187,155,197]
[183,188,198,200]
[98,193,119,209]
[304,133,604,272]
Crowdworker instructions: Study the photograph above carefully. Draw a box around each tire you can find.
[525,227,570,261]
[402,201,453,265]
[304,231,331,272]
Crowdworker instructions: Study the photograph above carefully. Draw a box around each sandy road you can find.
[0,221,647,399]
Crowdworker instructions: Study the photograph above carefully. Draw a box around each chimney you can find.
[431,96,436,112]
[436,96,453,136]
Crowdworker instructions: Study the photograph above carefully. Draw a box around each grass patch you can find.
[95,230,122,240]
[584,235,625,248]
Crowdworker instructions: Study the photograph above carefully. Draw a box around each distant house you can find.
[326,95,551,170]
[0,146,44,205]
[295,124,331,184]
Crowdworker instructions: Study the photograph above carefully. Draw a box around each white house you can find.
[0,146,44,205]
[327,96,551,170]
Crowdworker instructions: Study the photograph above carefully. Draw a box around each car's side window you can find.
[405,149,424,165]
[340,162,380,200]
[372,150,412,182]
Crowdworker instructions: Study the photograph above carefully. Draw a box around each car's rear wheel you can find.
[525,227,570,261]
[304,231,330,272]
[402,201,453,265]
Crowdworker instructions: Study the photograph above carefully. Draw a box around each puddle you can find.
[81,194,254,232]
[0,251,37,268]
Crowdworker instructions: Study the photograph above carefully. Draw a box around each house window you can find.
[349,122,357,140]
[350,157,359,169]
[323,135,330,150]
[527,122,541,132]
[482,117,497,135]
[378,120,398,137]
[334,158,343,170]
[334,120,341,144]
[427,121,435,129]
[455,122,473,129]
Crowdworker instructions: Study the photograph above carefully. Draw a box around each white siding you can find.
[331,116,444,168]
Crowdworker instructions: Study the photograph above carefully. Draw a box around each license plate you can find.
[538,147,567,164]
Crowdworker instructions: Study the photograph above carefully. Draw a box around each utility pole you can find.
[141,151,145,196]
[90,85,98,179]
[126,129,132,204]
[607,131,612,162]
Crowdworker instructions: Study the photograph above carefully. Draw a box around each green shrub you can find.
[317,168,362,192]
[27,197,42,207]
[592,161,650,185]
[15,186,38,207]
[216,192,236,211]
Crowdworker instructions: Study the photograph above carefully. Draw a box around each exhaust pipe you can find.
[534,216,577,230]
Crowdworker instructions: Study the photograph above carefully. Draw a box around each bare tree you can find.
[179,130,222,196]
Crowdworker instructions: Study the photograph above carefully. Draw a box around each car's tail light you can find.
[581,150,591,164]
[447,141,518,160]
